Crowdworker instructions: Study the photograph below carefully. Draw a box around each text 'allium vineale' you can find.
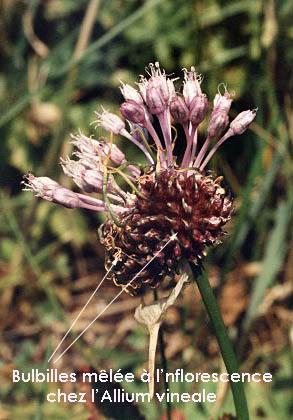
[24,63,256,294]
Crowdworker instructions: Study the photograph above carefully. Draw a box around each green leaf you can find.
[244,199,292,329]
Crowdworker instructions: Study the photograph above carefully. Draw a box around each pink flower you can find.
[24,62,257,216]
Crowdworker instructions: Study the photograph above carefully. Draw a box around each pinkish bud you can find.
[145,86,165,115]
[22,175,59,201]
[230,109,257,135]
[183,67,202,108]
[52,187,83,208]
[120,100,146,124]
[120,83,144,104]
[72,134,125,167]
[170,96,189,124]
[60,159,88,192]
[148,62,175,103]
[95,111,125,135]
[151,76,175,104]
[70,133,91,153]
[213,91,233,114]
[208,112,229,138]
[61,158,109,194]
[22,174,82,208]
[207,89,233,137]
[188,94,209,126]
[100,142,126,165]
[127,164,141,178]
[139,62,176,114]
[82,169,104,193]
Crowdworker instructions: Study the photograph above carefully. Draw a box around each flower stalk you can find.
[153,289,172,420]
[190,265,249,420]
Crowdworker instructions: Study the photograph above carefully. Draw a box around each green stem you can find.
[153,290,172,420]
[191,265,249,420]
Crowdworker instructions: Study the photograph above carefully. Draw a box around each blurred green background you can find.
[0,0,292,419]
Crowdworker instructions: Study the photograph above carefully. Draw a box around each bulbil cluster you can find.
[24,63,256,294]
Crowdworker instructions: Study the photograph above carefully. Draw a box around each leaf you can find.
[243,199,292,330]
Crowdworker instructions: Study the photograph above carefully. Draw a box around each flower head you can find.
[24,63,257,294]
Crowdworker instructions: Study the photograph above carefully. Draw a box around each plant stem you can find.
[153,290,172,420]
[158,328,172,420]
[190,265,249,420]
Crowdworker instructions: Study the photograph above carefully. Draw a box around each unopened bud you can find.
[213,91,233,114]
[82,169,105,193]
[95,111,125,135]
[208,112,229,138]
[120,100,146,124]
[100,142,126,165]
[139,62,176,114]
[71,134,125,167]
[61,158,109,194]
[189,94,209,126]
[120,83,144,104]
[230,109,257,135]
[145,86,165,115]
[127,164,141,178]
[22,174,82,208]
[183,67,202,108]
[170,96,189,124]
[52,187,82,208]
[207,90,233,137]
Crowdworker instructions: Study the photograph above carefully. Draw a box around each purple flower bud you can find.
[95,111,125,135]
[100,142,126,166]
[230,109,257,135]
[52,187,83,208]
[207,89,233,137]
[77,156,97,170]
[127,164,141,178]
[83,169,104,193]
[120,100,146,124]
[213,91,233,114]
[139,62,176,114]
[188,94,209,126]
[60,159,89,192]
[72,133,125,166]
[120,83,144,104]
[183,67,203,108]
[208,112,229,138]
[145,86,165,115]
[22,175,59,201]
[23,174,110,212]
[170,96,189,124]
[149,76,175,105]
[61,158,110,194]
[22,174,82,208]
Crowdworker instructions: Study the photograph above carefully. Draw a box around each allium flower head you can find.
[24,63,256,295]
